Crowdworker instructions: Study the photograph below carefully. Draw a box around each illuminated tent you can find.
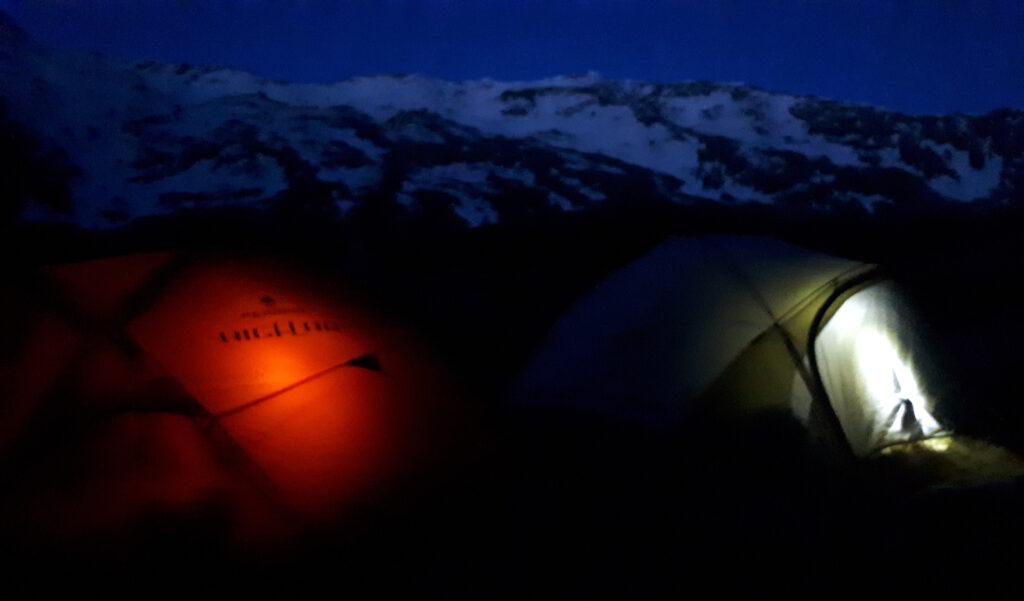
[513,235,950,458]
[0,252,450,546]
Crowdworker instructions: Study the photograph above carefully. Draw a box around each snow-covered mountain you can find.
[2,12,1022,230]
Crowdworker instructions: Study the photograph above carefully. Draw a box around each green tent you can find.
[513,235,1004,464]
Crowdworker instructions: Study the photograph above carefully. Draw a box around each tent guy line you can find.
[209,352,383,422]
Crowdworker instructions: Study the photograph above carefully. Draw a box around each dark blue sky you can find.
[2,1,1022,115]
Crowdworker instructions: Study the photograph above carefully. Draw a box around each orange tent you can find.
[0,252,453,550]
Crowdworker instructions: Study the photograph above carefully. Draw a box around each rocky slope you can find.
[2,12,1021,231]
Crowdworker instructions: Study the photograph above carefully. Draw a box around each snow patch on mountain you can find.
[847,193,893,213]
[1,16,1022,230]
[679,176,774,204]
[920,140,1003,201]
[412,162,536,188]
[400,163,530,226]
[547,192,575,211]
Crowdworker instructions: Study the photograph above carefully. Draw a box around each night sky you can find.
[1,0,1022,115]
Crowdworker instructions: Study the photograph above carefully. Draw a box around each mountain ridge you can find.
[1,12,1021,230]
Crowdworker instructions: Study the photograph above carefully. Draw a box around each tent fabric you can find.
[814,281,945,456]
[44,252,176,321]
[0,253,449,544]
[701,326,808,419]
[513,235,866,427]
[126,259,413,519]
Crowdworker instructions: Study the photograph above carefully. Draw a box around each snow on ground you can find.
[319,165,382,193]
[869,138,1004,201]
[3,35,1015,225]
[135,155,287,209]
[664,92,862,167]
[273,73,706,180]
[679,177,774,205]
[399,162,537,227]
[846,193,893,213]
[558,176,606,202]
[921,141,1004,202]
[480,92,702,178]
[548,192,575,211]
[412,162,536,187]
[448,190,500,227]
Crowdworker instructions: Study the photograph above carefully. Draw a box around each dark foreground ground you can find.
[2,204,1024,593]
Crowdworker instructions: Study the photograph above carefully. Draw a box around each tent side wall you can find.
[513,235,869,433]
[697,266,871,457]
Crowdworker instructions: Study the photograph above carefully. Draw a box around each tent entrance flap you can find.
[814,281,944,456]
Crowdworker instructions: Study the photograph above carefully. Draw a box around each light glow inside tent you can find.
[124,261,403,520]
[20,255,448,538]
[3,253,453,545]
[816,283,943,455]
[852,328,941,440]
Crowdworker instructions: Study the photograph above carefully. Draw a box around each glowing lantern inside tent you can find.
[814,281,944,455]
[0,253,451,546]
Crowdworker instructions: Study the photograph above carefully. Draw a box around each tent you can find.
[0,252,451,547]
[512,235,982,461]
